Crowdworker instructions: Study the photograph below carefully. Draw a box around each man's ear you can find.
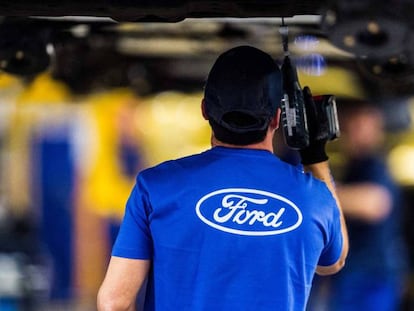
[270,108,281,130]
[201,99,209,120]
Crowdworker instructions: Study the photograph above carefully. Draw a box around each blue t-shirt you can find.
[112,147,343,311]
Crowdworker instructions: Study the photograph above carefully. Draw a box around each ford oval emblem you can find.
[195,188,303,236]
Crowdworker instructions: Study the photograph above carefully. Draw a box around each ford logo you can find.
[195,188,303,236]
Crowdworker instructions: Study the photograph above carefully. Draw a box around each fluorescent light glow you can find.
[389,145,414,185]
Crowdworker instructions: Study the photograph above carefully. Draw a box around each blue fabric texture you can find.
[112,147,342,311]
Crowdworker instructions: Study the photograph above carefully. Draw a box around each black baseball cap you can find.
[204,45,283,145]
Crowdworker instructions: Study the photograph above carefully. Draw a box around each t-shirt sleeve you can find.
[317,191,343,267]
[111,175,153,259]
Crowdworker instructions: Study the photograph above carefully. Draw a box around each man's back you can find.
[98,46,347,311]
[113,147,342,311]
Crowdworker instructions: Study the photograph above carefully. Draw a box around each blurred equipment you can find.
[280,54,309,149]
[0,0,322,22]
[321,0,413,59]
[0,22,52,76]
[280,22,309,149]
[0,204,51,311]
[355,53,414,96]
[321,0,414,97]
[280,23,340,150]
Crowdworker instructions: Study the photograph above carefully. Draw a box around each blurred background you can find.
[0,1,413,310]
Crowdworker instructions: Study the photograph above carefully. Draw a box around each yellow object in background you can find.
[298,66,366,100]
[136,91,211,166]
[17,72,72,104]
[5,73,72,216]
[82,89,142,219]
[82,90,211,216]
[0,73,20,89]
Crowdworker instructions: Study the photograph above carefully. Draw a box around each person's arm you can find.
[297,88,348,275]
[303,161,349,276]
[336,183,392,223]
[97,257,150,311]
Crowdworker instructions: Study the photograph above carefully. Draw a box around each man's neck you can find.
[211,134,274,153]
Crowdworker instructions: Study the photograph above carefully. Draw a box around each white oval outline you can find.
[195,188,303,236]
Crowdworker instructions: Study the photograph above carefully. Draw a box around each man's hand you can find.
[299,86,329,165]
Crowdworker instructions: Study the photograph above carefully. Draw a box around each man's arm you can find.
[337,183,392,223]
[97,256,150,311]
[303,161,349,276]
